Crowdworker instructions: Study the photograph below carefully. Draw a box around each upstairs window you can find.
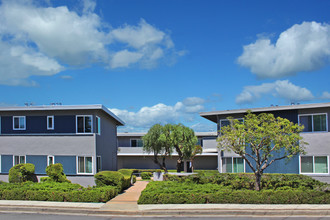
[47,116,54,130]
[131,139,143,147]
[299,114,327,132]
[76,116,92,133]
[13,116,26,130]
[96,116,101,135]
[220,118,244,129]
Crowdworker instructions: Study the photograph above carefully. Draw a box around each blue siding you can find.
[1,155,13,173]
[55,156,76,175]
[26,155,47,174]
[1,115,76,134]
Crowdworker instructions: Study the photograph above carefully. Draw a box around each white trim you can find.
[96,116,101,135]
[76,115,93,134]
[47,155,55,166]
[13,116,26,130]
[76,156,94,175]
[298,113,328,132]
[0,155,1,173]
[0,116,1,135]
[13,155,26,166]
[299,155,329,175]
[47,116,54,130]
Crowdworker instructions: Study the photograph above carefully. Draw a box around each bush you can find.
[138,181,330,204]
[46,163,71,183]
[94,171,125,190]
[132,175,137,184]
[8,163,37,183]
[141,172,152,180]
[118,169,134,189]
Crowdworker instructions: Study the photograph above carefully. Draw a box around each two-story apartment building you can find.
[0,105,124,186]
[117,132,218,171]
[200,102,330,183]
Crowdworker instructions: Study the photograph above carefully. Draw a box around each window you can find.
[13,116,26,130]
[77,156,93,174]
[47,116,54,130]
[222,157,244,173]
[130,139,143,147]
[96,116,101,135]
[298,114,327,132]
[220,118,244,129]
[48,155,54,166]
[14,155,25,166]
[300,156,328,174]
[76,116,92,133]
[97,156,101,173]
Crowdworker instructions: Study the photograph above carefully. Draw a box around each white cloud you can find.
[110,97,205,130]
[0,0,181,86]
[321,91,330,99]
[236,80,314,104]
[238,22,330,78]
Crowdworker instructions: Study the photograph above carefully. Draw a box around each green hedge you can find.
[94,171,124,190]
[8,163,37,183]
[0,181,119,202]
[118,169,134,189]
[44,163,71,183]
[163,173,326,190]
[141,172,152,180]
[138,181,330,204]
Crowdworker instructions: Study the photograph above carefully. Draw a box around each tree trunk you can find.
[176,159,183,172]
[153,156,167,173]
[255,172,262,191]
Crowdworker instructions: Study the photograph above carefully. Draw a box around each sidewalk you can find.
[0,181,329,217]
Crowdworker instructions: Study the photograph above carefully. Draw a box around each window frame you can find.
[130,138,144,147]
[221,156,245,173]
[298,113,328,133]
[47,116,54,130]
[299,155,329,175]
[76,115,93,134]
[13,155,26,166]
[76,156,93,175]
[13,116,26,130]
[47,155,55,166]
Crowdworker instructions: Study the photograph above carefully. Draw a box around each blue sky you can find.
[0,0,329,132]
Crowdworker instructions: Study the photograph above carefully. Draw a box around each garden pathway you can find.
[100,181,149,212]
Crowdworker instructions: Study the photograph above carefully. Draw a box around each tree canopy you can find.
[143,123,200,172]
[217,111,307,190]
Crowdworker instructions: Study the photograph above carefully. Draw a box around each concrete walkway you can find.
[100,180,149,212]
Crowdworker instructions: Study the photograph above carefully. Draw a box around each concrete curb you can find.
[0,202,330,216]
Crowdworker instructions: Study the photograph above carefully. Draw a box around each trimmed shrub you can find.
[8,163,37,183]
[46,163,71,183]
[94,171,124,190]
[132,175,137,184]
[141,172,152,180]
[118,169,134,189]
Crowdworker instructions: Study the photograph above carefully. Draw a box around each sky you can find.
[0,0,329,132]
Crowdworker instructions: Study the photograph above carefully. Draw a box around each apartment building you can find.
[0,105,124,186]
[200,102,330,183]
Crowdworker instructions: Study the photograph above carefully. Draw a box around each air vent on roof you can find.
[50,103,62,106]
[24,102,34,106]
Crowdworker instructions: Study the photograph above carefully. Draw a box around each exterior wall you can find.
[0,135,96,175]
[95,110,118,171]
[117,155,218,170]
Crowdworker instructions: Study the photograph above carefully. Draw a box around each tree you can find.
[217,111,307,191]
[185,145,203,172]
[142,124,173,172]
[170,124,198,172]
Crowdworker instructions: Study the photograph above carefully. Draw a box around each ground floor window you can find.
[222,157,244,173]
[48,155,54,166]
[14,155,25,166]
[300,156,329,174]
[77,156,93,174]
